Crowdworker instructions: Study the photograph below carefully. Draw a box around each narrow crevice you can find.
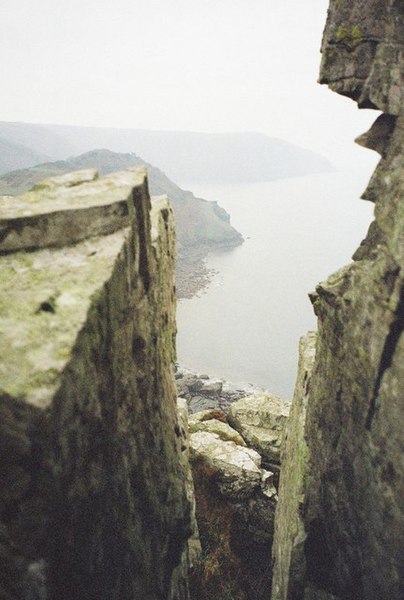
[366,283,404,429]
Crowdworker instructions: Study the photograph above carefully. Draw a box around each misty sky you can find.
[2,0,379,169]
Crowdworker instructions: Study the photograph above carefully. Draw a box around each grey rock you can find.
[189,413,277,599]
[279,2,404,599]
[0,169,192,599]
[228,392,290,473]
[319,0,403,114]
[187,378,204,393]
[201,381,223,396]
[189,412,246,446]
[189,396,219,414]
[271,332,316,600]
[190,430,263,500]
[176,399,202,571]
[0,168,144,253]
[24,560,47,600]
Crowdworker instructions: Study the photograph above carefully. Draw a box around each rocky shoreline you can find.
[175,238,243,299]
[175,248,216,299]
[175,366,265,413]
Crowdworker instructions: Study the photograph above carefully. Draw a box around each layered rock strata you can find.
[272,2,404,599]
[0,169,193,599]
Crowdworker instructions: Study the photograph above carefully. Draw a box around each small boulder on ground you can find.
[189,412,246,446]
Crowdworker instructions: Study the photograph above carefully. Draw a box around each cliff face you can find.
[272,2,404,599]
[271,333,316,600]
[319,0,402,112]
[0,169,192,599]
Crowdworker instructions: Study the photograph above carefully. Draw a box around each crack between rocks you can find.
[321,75,368,84]
[366,283,404,430]
[327,37,380,51]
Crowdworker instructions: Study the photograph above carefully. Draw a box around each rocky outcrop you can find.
[188,391,290,600]
[228,394,290,479]
[175,368,258,413]
[0,169,193,599]
[272,2,404,599]
[319,0,402,112]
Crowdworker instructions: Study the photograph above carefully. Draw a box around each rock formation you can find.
[175,368,257,413]
[271,333,316,600]
[187,395,290,600]
[0,169,193,599]
[228,393,290,482]
[272,1,404,599]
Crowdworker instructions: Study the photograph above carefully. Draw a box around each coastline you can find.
[175,238,243,299]
[175,247,216,299]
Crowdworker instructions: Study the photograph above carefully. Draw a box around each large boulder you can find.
[190,430,263,500]
[228,393,290,474]
[189,409,246,446]
[189,412,277,600]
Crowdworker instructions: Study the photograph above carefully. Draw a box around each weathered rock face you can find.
[176,399,202,586]
[319,0,403,112]
[271,333,316,600]
[274,2,404,599]
[0,169,192,599]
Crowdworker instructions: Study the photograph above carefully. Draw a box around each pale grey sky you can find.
[1,0,379,169]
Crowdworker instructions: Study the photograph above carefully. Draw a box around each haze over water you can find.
[176,167,377,398]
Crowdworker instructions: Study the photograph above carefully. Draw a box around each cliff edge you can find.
[272,1,404,599]
[0,169,193,599]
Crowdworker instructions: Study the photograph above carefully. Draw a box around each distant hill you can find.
[0,121,333,184]
[45,126,334,184]
[0,149,243,253]
[0,137,50,175]
[0,121,77,165]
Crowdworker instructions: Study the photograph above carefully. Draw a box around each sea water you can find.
[176,169,376,398]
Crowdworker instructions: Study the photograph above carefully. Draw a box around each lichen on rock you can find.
[188,410,278,600]
[272,1,404,599]
[228,392,290,476]
[271,332,316,600]
[0,168,193,600]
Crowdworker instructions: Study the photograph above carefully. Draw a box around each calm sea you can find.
[176,169,376,399]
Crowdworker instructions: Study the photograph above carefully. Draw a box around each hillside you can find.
[0,137,50,175]
[0,121,333,184]
[0,149,243,297]
[0,121,77,165]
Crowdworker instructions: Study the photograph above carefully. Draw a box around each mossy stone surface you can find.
[0,169,192,600]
